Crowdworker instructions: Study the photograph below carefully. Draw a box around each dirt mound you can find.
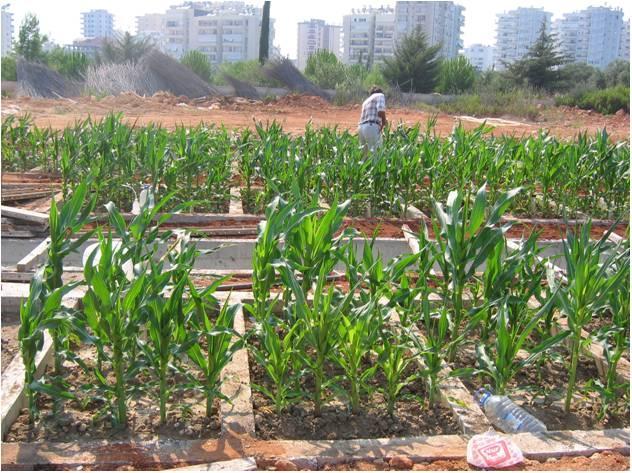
[272,93,332,110]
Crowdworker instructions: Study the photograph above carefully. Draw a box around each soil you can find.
[247,340,459,441]
[455,345,630,431]
[1,310,20,374]
[314,451,629,471]
[341,217,419,239]
[4,346,222,443]
[2,95,629,140]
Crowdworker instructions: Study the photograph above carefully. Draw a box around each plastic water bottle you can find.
[476,388,547,434]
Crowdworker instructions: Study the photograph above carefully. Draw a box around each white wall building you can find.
[297,19,341,71]
[463,43,495,71]
[136,13,167,50]
[81,9,115,39]
[495,7,552,70]
[342,6,395,67]
[1,6,13,56]
[394,1,464,59]
[157,2,273,64]
[618,19,630,62]
[554,6,624,70]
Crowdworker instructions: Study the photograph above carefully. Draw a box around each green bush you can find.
[556,85,629,115]
[46,47,91,80]
[180,50,212,82]
[304,50,346,90]
[437,88,541,120]
[437,56,475,94]
[214,60,281,87]
[1,56,17,81]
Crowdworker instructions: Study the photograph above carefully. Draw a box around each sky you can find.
[5,0,632,58]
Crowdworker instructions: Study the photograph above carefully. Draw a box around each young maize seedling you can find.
[554,221,629,413]
[432,184,521,362]
[376,332,416,417]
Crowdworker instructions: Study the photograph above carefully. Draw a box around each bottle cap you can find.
[476,388,491,407]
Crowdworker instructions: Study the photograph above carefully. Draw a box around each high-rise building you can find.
[394,1,464,59]
[1,6,13,57]
[136,13,167,51]
[154,2,274,64]
[495,7,552,70]
[81,9,115,39]
[297,19,341,71]
[554,7,624,69]
[463,44,495,71]
[342,6,395,66]
[618,19,630,62]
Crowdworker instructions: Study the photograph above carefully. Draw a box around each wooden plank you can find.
[229,187,244,215]
[16,237,50,272]
[219,302,256,437]
[0,206,49,226]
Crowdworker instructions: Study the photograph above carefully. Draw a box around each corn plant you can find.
[18,268,78,422]
[44,180,96,374]
[553,222,629,412]
[432,184,521,362]
[185,287,242,417]
[250,303,304,414]
[81,233,147,427]
[376,332,416,417]
[333,301,380,413]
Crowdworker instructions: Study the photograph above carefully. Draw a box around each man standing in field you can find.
[358,86,387,153]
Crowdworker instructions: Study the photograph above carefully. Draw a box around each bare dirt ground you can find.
[1,93,629,140]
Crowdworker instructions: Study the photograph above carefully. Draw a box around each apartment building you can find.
[136,13,167,50]
[620,19,630,62]
[297,19,341,71]
[394,1,464,58]
[463,44,495,71]
[81,9,115,39]
[554,6,624,69]
[145,2,274,64]
[495,7,552,70]
[1,6,13,56]
[342,6,395,66]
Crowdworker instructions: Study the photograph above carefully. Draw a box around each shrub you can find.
[556,85,629,115]
[437,56,475,94]
[437,88,541,120]
[1,56,17,81]
[214,60,281,87]
[304,50,346,90]
[180,50,212,82]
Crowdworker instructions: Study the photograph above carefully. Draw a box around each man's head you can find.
[369,86,383,96]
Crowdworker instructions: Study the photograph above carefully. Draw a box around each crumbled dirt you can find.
[3,95,629,140]
[4,346,222,442]
[248,344,459,440]
[1,310,20,373]
[455,345,630,431]
[315,451,629,470]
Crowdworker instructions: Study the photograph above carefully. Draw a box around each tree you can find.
[99,32,153,64]
[258,1,271,65]
[1,55,17,81]
[15,13,48,62]
[181,50,212,82]
[505,22,567,92]
[437,56,476,94]
[603,60,630,88]
[304,50,346,89]
[47,47,91,80]
[382,28,442,93]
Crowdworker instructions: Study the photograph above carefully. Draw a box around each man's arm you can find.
[378,111,387,131]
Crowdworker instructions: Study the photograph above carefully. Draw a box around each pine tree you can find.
[382,28,442,93]
[15,14,48,62]
[506,22,567,92]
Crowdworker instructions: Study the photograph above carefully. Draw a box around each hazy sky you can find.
[6,0,631,57]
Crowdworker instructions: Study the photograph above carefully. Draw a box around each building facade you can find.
[619,19,630,62]
[463,43,495,71]
[554,6,624,69]
[394,1,464,59]
[1,6,13,56]
[495,7,552,70]
[342,6,395,66]
[297,19,341,71]
[147,2,273,64]
[81,9,115,39]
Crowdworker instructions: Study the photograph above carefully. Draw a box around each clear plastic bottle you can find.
[476,388,547,434]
